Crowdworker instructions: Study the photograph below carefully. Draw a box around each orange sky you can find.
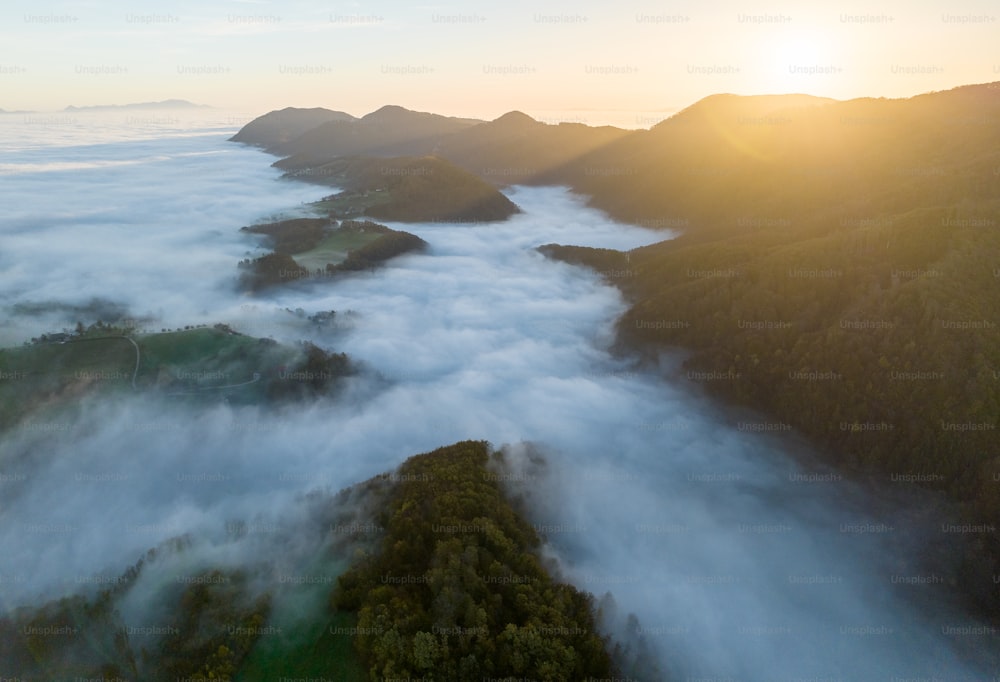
[2,0,997,124]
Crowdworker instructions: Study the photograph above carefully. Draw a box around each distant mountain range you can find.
[232,104,631,183]
[63,99,208,112]
[233,85,1000,232]
[259,105,483,160]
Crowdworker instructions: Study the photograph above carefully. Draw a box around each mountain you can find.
[652,92,836,128]
[277,155,520,222]
[271,105,483,162]
[554,84,1000,237]
[332,441,620,679]
[63,99,208,112]
[539,81,1000,618]
[228,106,356,147]
[434,111,631,184]
[233,106,631,185]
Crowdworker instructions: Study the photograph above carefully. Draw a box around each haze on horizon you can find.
[1,0,998,125]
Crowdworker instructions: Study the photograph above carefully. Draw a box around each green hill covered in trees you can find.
[277,155,520,223]
[238,218,428,291]
[0,322,353,433]
[537,82,1000,619]
[333,441,618,680]
[0,442,637,681]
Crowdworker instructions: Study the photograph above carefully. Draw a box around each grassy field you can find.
[235,550,366,680]
[293,227,384,271]
[136,327,302,399]
[0,331,136,431]
[309,189,394,220]
[236,599,366,681]
[0,326,308,432]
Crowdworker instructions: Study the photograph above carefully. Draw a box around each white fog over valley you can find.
[0,113,995,680]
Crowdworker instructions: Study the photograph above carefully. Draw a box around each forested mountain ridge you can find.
[233,84,1000,225]
[332,441,628,680]
[559,82,1000,236]
[538,82,1000,619]
[0,442,642,681]
[232,105,630,185]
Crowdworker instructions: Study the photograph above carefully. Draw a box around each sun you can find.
[757,33,842,94]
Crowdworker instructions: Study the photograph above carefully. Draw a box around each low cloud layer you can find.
[0,124,994,680]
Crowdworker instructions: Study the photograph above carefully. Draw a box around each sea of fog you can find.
[0,113,996,681]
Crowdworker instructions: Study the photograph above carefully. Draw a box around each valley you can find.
[1,82,998,681]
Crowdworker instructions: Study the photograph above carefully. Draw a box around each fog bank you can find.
[0,124,994,680]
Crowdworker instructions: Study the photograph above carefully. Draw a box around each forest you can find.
[545,234,1000,613]
[0,442,639,681]
[241,217,331,255]
[278,155,521,223]
[0,322,355,433]
[332,440,619,681]
[238,218,427,291]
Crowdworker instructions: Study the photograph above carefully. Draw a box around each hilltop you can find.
[0,441,650,681]
[0,322,353,433]
[268,105,483,161]
[278,155,520,222]
[229,106,357,147]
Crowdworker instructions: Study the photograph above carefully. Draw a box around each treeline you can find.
[241,218,331,255]
[327,229,427,274]
[265,341,353,401]
[332,440,617,680]
[239,252,310,290]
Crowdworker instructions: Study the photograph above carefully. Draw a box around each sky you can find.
[1,0,999,124]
